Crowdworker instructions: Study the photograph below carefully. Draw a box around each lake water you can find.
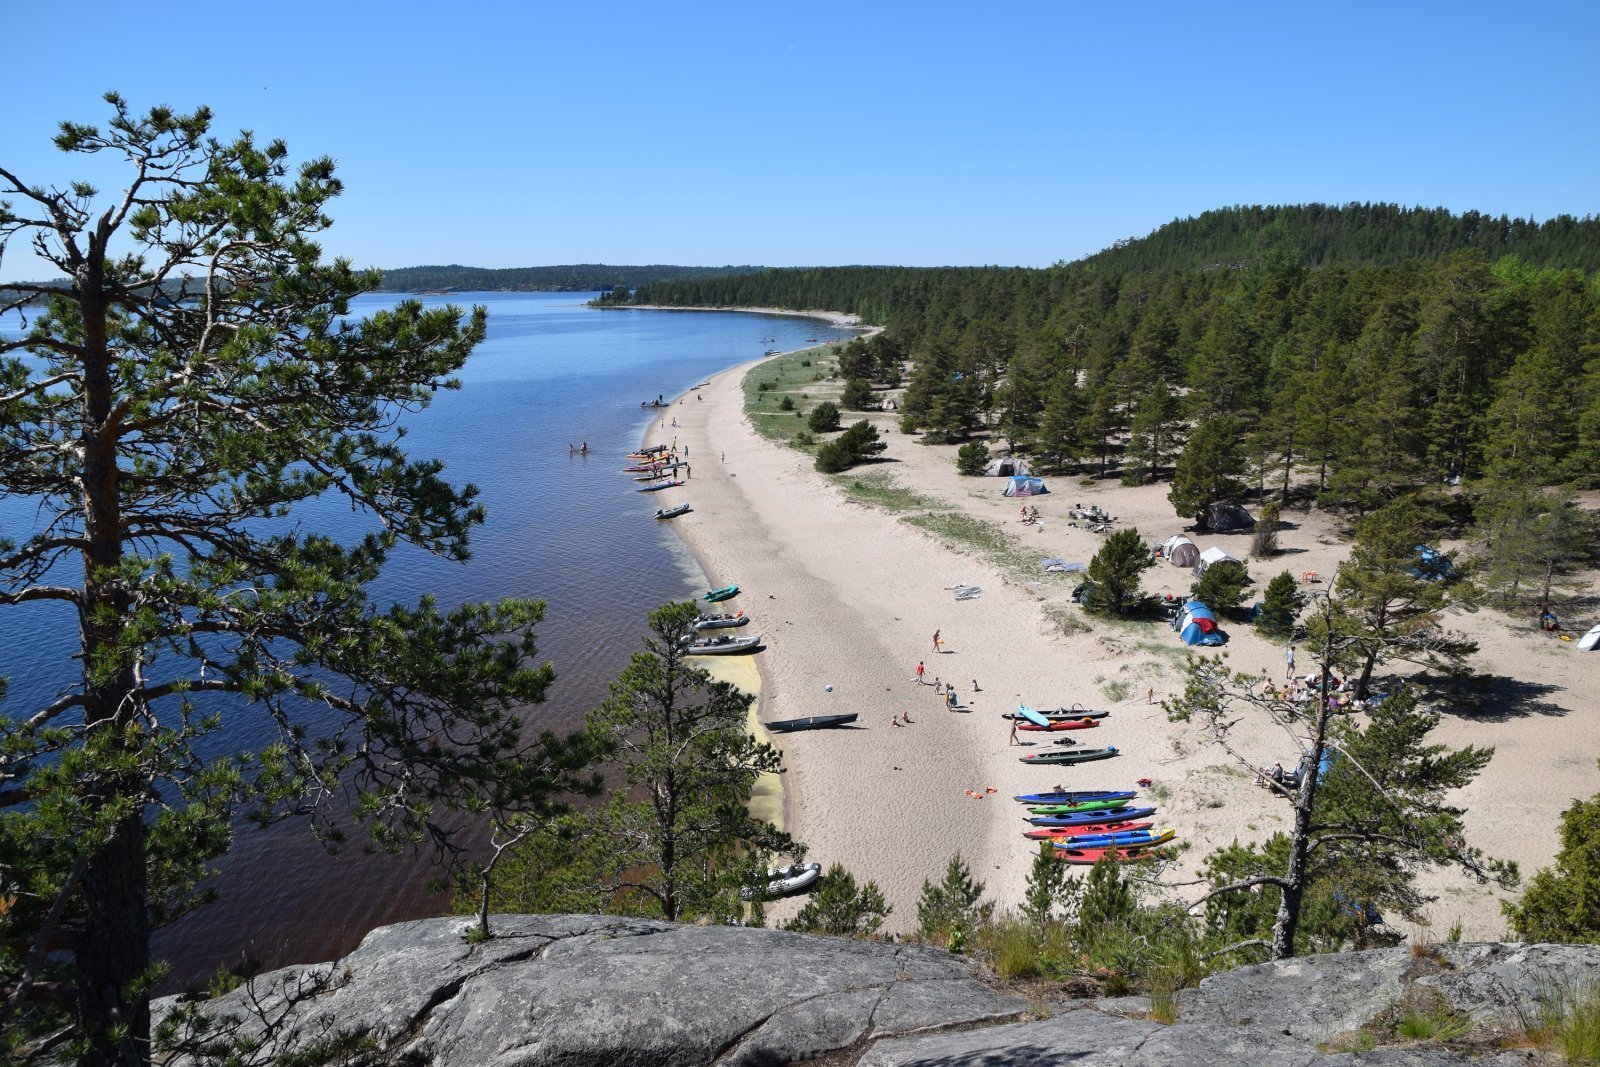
[0,292,856,983]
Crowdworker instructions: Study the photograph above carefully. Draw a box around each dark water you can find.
[0,292,855,984]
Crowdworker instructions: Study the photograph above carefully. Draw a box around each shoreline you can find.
[613,304,866,329]
[635,308,1600,938]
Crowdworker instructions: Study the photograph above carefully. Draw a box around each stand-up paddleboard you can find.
[1016,704,1050,727]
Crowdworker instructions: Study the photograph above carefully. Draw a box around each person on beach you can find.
[1146,686,1154,704]
[1285,644,1296,679]
[946,688,958,711]
[932,629,942,653]
[915,661,925,684]
[721,451,726,462]
[892,714,903,727]
[903,709,913,724]
[1009,718,1019,746]
[933,678,942,695]
[972,679,980,692]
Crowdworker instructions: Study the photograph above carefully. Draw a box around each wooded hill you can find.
[612,204,1600,517]
[378,263,766,292]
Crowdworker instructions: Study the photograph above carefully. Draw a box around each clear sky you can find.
[2,0,1596,280]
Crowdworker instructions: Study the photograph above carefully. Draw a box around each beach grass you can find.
[837,472,942,513]
[903,512,1039,581]
[744,344,843,443]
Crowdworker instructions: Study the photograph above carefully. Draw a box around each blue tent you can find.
[1408,545,1453,581]
[1002,475,1049,497]
[1174,600,1228,646]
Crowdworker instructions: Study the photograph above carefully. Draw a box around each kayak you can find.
[637,480,684,493]
[1023,821,1153,840]
[704,585,740,603]
[1018,718,1100,731]
[1020,746,1119,765]
[764,713,858,732]
[1052,842,1169,864]
[1005,707,1110,722]
[1014,789,1136,805]
[1027,805,1157,827]
[1055,827,1175,850]
[1026,797,1134,814]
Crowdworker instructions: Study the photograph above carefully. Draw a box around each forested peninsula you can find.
[605,202,1600,506]
[376,262,766,292]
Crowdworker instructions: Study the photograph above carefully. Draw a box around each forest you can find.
[610,203,1600,516]
[377,262,766,292]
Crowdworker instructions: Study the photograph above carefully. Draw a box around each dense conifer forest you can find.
[610,204,1600,508]
[377,262,766,292]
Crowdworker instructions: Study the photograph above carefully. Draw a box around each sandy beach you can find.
[641,322,1600,938]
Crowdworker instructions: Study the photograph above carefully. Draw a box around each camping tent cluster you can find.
[1173,600,1228,646]
[1002,475,1049,497]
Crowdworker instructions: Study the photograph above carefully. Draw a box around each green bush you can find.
[841,376,873,409]
[1085,528,1155,615]
[785,864,891,938]
[1255,571,1304,637]
[916,854,994,948]
[1191,559,1251,610]
[808,401,841,433]
[899,413,921,434]
[1252,501,1282,557]
[956,441,990,476]
[815,440,851,473]
[779,395,795,411]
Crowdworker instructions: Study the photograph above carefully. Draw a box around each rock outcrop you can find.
[154,917,1600,1065]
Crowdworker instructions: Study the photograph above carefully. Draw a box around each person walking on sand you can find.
[932,629,942,654]
[1146,686,1154,705]
[902,709,913,724]
[946,688,958,711]
[1285,644,1296,680]
[972,679,980,693]
[933,678,942,695]
[1009,718,1019,746]
[915,661,925,684]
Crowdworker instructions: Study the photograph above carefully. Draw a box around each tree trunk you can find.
[1272,627,1337,959]
[78,815,151,1067]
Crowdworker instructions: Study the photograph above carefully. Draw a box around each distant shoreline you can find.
[612,304,867,330]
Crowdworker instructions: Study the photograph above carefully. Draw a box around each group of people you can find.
[1018,505,1041,525]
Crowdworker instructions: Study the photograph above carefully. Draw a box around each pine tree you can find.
[1255,571,1305,637]
[1504,760,1600,944]
[1085,528,1155,615]
[1168,416,1248,526]
[786,864,892,938]
[915,853,994,946]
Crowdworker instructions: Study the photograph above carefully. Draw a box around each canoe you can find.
[1030,706,1112,720]
[1013,789,1136,805]
[1017,718,1100,731]
[1023,821,1153,840]
[1055,827,1175,850]
[686,634,761,655]
[637,480,684,493]
[739,861,822,900]
[704,585,740,602]
[764,713,858,733]
[1026,797,1134,814]
[1052,843,1169,865]
[1027,805,1157,827]
[694,612,749,630]
[654,503,691,520]
[1020,746,1119,765]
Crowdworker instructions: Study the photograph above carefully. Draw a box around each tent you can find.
[1192,546,1242,578]
[1173,600,1228,646]
[1161,535,1200,568]
[983,456,1032,478]
[1408,545,1453,582]
[1002,475,1049,497]
[1202,502,1255,532]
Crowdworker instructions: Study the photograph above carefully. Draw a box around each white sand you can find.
[642,329,1600,937]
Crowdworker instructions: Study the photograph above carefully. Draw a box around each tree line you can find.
[379,262,766,292]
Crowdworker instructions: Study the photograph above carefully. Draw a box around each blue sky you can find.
[2,1,1596,279]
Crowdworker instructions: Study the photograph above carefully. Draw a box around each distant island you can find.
[376,263,768,293]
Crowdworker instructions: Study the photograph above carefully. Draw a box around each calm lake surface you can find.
[0,292,856,983]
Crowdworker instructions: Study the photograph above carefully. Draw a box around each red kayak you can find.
[1052,843,1167,864]
[1018,718,1099,731]
[1023,821,1153,841]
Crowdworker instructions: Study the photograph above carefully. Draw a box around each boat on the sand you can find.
[694,612,749,630]
[1026,797,1134,814]
[1027,805,1156,827]
[703,584,740,602]
[686,633,762,655]
[637,480,684,493]
[1020,746,1119,765]
[1013,789,1136,805]
[1055,827,1175,850]
[1051,842,1169,864]
[1023,820,1153,840]
[1017,718,1100,732]
[764,713,859,733]
[739,861,822,900]
[654,503,691,520]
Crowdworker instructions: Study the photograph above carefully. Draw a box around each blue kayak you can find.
[1013,789,1136,805]
[1055,828,1174,849]
[1027,805,1157,827]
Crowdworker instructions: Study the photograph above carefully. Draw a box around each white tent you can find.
[1161,535,1199,568]
[1192,546,1242,577]
[983,456,1032,477]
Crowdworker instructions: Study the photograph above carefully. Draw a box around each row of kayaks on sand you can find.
[1010,788,1178,863]
[1011,704,1121,765]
